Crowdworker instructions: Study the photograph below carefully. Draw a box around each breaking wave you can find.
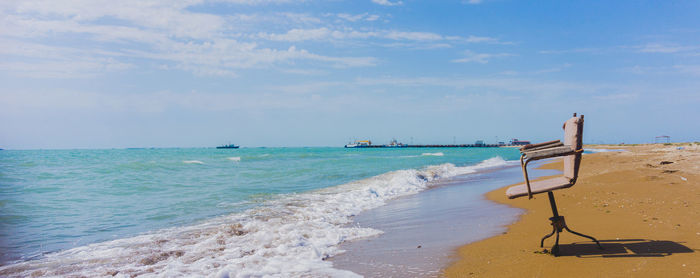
[0,157,511,278]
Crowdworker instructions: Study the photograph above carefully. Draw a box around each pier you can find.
[345,144,502,148]
[344,138,527,148]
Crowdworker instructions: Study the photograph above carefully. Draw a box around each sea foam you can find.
[183,160,205,164]
[227,157,241,162]
[422,152,444,156]
[0,157,511,278]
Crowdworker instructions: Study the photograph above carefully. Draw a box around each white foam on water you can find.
[227,157,241,162]
[183,160,205,164]
[421,152,444,156]
[399,155,419,158]
[0,157,511,278]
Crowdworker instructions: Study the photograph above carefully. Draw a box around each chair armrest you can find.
[520,140,562,151]
[519,145,583,198]
[523,145,576,161]
[520,154,533,199]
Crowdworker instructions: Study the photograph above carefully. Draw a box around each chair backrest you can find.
[563,114,584,181]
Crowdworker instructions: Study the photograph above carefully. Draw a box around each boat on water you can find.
[216,144,239,149]
[344,139,407,148]
[344,140,372,148]
[386,138,406,148]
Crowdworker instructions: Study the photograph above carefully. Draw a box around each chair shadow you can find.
[556,239,695,258]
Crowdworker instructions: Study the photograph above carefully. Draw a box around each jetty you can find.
[345,139,503,148]
[346,144,501,148]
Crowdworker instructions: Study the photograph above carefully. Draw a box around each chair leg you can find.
[540,191,602,256]
[564,226,603,249]
[552,230,561,256]
[540,227,556,248]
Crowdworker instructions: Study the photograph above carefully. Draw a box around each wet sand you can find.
[332,165,559,277]
[445,144,700,277]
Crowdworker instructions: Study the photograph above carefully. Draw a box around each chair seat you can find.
[506,176,573,199]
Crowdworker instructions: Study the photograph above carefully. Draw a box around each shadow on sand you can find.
[556,239,695,258]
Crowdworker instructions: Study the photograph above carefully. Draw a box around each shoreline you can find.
[444,144,700,277]
[331,161,558,277]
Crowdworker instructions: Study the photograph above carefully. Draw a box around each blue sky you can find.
[1,0,699,148]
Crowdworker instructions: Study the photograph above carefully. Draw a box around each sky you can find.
[1,0,699,149]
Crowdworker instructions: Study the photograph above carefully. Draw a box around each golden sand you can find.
[444,144,700,277]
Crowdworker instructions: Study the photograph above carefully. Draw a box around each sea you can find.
[0,147,523,277]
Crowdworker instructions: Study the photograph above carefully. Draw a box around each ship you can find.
[344,140,371,148]
[344,139,407,148]
[386,138,406,148]
[216,144,239,149]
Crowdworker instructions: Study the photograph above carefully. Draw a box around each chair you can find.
[506,113,602,256]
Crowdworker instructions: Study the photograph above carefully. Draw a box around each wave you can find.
[227,157,241,162]
[182,160,204,164]
[421,152,444,156]
[0,157,511,277]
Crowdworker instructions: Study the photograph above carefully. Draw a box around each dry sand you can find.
[444,143,700,277]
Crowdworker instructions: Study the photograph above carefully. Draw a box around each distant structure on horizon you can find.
[654,135,671,144]
[344,139,501,148]
[216,143,240,149]
[345,140,372,148]
[510,138,531,146]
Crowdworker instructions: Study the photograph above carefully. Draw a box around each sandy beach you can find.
[445,144,700,277]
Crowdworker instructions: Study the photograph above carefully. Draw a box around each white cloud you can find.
[636,43,696,54]
[538,48,601,54]
[463,0,483,4]
[337,13,380,22]
[0,0,377,78]
[258,28,450,42]
[365,14,380,21]
[385,31,442,41]
[462,35,497,43]
[258,28,332,41]
[673,65,700,76]
[380,42,452,49]
[618,65,658,75]
[371,0,403,6]
[0,0,505,78]
[0,59,133,78]
[451,50,513,64]
[534,63,572,74]
[256,28,501,48]
[353,76,601,94]
[619,64,700,76]
[541,43,699,56]
[214,0,300,4]
[593,93,638,101]
[0,39,134,78]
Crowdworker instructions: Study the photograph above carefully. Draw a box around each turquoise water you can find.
[0,147,519,276]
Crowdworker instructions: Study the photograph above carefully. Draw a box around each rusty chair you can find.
[506,113,602,256]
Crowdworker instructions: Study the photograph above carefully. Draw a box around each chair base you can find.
[540,192,602,256]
